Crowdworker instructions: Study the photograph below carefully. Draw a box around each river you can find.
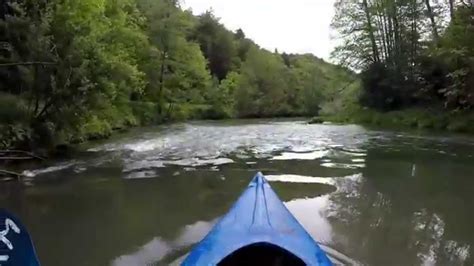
[1,119,474,265]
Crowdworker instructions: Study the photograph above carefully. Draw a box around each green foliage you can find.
[435,6,474,110]
[322,107,474,133]
[289,55,328,115]
[167,104,213,121]
[130,101,159,125]
[80,115,113,141]
[360,62,414,111]
[0,0,355,151]
[164,41,212,103]
[206,72,240,118]
[234,47,290,117]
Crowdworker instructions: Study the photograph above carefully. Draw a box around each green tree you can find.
[435,6,474,110]
[234,47,290,117]
[191,11,237,80]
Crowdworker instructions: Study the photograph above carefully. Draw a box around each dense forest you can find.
[0,0,354,152]
[331,0,474,130]
[1,0,473,153]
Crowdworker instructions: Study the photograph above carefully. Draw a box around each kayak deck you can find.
[182,172,332,265]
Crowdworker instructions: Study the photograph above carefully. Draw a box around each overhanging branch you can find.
[0,61,57,67]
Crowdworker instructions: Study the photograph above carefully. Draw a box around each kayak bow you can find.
[182,172,332,265]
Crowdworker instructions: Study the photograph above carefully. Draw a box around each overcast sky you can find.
[182,0,337,61]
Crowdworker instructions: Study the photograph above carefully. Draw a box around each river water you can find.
[1,119,474,265]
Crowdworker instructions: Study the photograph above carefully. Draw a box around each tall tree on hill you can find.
[191,11,237,81]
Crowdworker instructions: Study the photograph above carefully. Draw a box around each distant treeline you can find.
[0,0,354,152]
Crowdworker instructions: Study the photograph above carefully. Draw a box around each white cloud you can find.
[182,0,337,61]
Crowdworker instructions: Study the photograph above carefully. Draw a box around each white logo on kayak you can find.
[0,255,9,262]
[0,218,21,262]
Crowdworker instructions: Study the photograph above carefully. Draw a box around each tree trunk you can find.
[362,0,380,63]
[448,0,455,20]
[382,9,391,60]
[391,2,401,66]
[386,5,394,62]
[158,49,168,117]
[410,0,418,78]
[424,0,440,43]
[375,0,389,61]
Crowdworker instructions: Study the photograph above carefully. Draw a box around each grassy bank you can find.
[313,107,474,134]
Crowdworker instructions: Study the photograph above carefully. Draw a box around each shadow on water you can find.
[1,120,474,265]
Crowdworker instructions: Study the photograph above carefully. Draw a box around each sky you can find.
[181,0,338,61]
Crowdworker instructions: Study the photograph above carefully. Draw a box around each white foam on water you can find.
[444,240,470,262]
[22,161,77,177]
[73,166,87,173]
[344,173,363,183]
[123,157,233,173]
[162,158,234,167]
[124,171,157,179]
[89,138,168,152]
[266,174,335,185]
[321,162,365,169]
[272,150,329,160]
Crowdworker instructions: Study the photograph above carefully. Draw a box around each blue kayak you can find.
[0,210,40,266]
[182,172,332,265]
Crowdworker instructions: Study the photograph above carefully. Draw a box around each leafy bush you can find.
[79,115,113,141]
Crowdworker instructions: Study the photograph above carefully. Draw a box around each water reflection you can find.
[113,219,216,266]
[286,196,333,244]
[323,140,474,265]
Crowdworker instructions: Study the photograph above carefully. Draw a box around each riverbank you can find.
[313,108,474,134]
[0,104,218,170]
[1,99,319,158]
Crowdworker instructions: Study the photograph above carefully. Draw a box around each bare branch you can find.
[0,169,23,178]
[0,150,46,161]
[0,62,57,67]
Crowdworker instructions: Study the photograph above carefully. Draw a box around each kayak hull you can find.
[182,172,332,265]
